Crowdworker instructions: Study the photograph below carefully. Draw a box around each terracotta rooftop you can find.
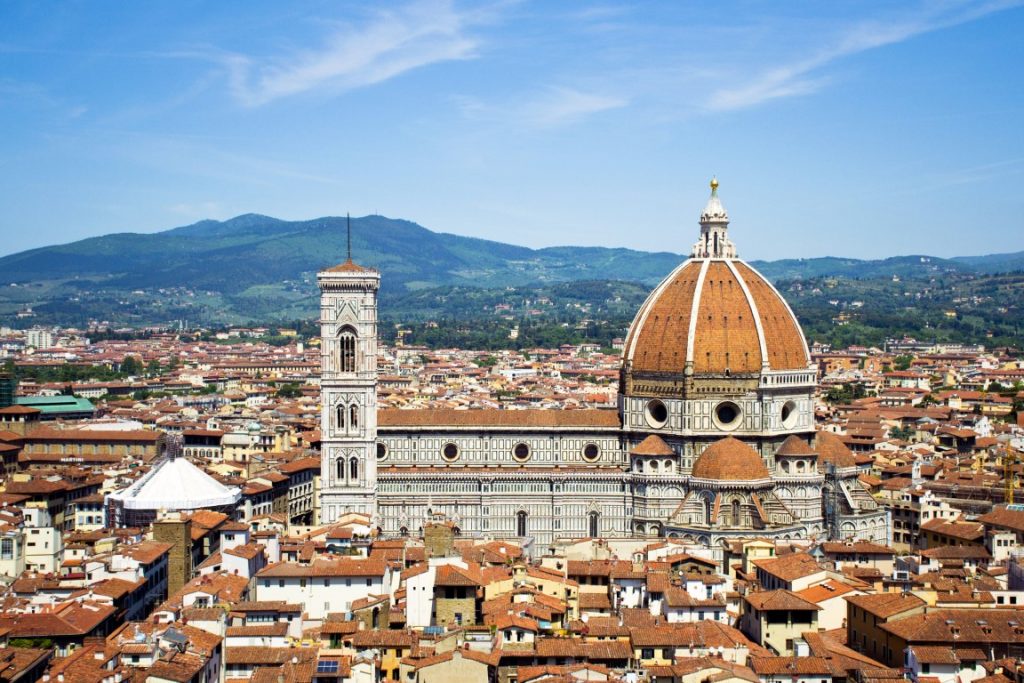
[880,608,1024,643]
[845,592,926,619]
[692,437,770,481]
[776,434,816,456]
[753,553,823,582]
[257,558,387,578]
[745,589,822,612]
[322,259,375,274]
[631,434,675,456]
[815,431,857,468]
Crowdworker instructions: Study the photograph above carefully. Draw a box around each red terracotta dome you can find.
[691,437,770,481]
[814,431,857,469]
[623,259,809,376]
[622,180,809,378]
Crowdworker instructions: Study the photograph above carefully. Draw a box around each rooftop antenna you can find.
[346,213,352,262]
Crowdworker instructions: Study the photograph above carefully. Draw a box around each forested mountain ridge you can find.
[1,213,1021,349]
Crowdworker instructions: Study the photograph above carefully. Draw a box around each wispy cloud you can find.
[456,85,627,130]
[707,0,1023,111]
[224,0,482,107]
[520,87,628,127]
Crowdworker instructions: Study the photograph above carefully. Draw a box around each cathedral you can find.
[317,180,888,561]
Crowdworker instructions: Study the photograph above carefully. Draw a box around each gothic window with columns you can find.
[339,326,357,372]
[350,404,359,430]
[588,511,600,538]
[516,511,528,537]
[336,458,344,481]
[335,405,345,431]
[349,457,359,482]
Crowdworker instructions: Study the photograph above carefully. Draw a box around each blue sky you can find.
[1,0,1022,260]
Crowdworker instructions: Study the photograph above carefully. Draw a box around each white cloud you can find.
[456,86,627,129]
[707,0,1023,111]
[225,0,481,107]
[521,87,628,127]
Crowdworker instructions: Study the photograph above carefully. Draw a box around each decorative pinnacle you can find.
[710,176,719,193]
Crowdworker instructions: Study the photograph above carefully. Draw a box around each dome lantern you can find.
[692,177,736,259]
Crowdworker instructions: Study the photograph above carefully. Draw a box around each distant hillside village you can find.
[0,320,1021,681]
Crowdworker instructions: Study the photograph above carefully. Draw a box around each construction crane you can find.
[1005,445,1020,505]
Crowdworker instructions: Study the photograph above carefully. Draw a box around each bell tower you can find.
[318,226,380,525]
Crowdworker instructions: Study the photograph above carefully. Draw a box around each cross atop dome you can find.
[692,177,737,259]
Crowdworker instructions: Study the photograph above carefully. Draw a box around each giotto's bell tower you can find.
[318,228,380,524]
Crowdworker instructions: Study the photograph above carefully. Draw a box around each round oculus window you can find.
[582,443,600,463]
[781,400,798,429]
[376,443,388,461]
[713,401,741,430]
[645,399,668,428]
[512,442,531,463]
[441,442,459,462]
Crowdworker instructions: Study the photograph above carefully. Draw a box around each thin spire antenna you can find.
[346,213,352,261]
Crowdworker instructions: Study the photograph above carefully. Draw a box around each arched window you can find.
[588,511,600,538]
[336,458,344,481]
[349,457,359,482]
[731,499,741,526]
[350,404,359,430]
[704,497,713,524]
[339,326,357,373]
[399,526,409,537]
[336,404,345,431]
[516,511,528,537]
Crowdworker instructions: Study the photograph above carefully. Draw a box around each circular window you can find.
[512,442,531,463]
[781,400,798,429]
[582,443,600,463]
[645,399,668,428]
[376,443,388,461]
[713,401,741,430]
[441,442,459,462]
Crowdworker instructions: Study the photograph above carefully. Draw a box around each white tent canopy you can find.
[109,456,240,511]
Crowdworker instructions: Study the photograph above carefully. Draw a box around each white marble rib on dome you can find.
[110,456,240,510]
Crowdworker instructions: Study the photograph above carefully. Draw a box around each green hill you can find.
[0,213,1022,339]
[0,214,681,295]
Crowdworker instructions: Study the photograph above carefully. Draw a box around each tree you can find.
[276,383,302,399]
[10,637,53,649]
[120,355,142,375]
[146,359,161,377]
[889,426,915,442]
[894,355,914,371]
